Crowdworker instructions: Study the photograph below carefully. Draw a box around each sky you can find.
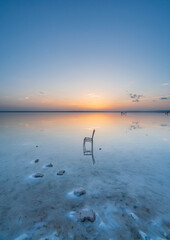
[0,0,170,111]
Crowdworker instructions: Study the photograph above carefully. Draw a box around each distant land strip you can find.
[0,110,169,113]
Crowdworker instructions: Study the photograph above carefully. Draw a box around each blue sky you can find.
[0,0,170,110]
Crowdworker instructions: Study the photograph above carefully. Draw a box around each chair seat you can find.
[84,137,92,142]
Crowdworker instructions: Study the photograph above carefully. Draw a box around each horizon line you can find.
[0,110,170,113]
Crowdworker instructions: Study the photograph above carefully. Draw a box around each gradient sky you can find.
[0,0,170,111]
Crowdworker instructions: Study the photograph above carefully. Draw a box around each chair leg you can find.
[83,139,86,153]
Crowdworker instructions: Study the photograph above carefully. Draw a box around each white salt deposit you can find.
[0,112,169,240]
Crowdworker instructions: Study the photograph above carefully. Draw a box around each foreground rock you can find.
[33,173,44,178]
[35,159,39,163]
[57,170,65,175]
[46,163,53,167]
[80,209,96,222]
[74,188,86,197]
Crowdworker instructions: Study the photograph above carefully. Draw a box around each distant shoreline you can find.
[0,110,169,113]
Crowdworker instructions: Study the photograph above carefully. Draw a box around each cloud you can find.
[162,138,168,142]
[87,93,100,98]
[162,82,170,86]
[160,97,168,100]
[18,96,30,101]
[39,91,45,94]
[132,99,139,102]
[150,95,170,101]
[129,93,143,103]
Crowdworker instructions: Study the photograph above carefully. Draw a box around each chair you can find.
[83,130,95,164]
[83,129,95,143]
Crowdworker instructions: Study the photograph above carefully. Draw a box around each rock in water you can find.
[46,163,53,167]
[33,173,44,178]
[74,188,86,197]
[35,159,39,163]
[80,209,96,222]
[57,170,65,175]
[55,231,59,237]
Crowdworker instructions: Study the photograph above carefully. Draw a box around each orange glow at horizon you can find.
[3,91,169,111]
[12,94,129,111]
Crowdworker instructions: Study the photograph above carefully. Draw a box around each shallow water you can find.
[0,112,170,240]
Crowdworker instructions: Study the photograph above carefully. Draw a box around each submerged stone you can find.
[33,173,44,178]
[35,159,39,163]
[46,163,53,167]
[55,231,59,237]
[80,209,96,222]
[57,170,65,175]
[74,188,86,197]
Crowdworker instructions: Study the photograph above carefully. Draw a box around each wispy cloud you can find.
[151,94,170,101]
[39,91,45,94]
[161,82,170,86]
[160,97,169,100]
[129,93,143,102]
[87,93,100,98]
[18,96,30,101]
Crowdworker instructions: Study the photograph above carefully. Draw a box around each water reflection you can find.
[160,124,168,127]
[129,121,142,131]
[83,129,95,164]
[0,112,170,240]
[121,111,127,116]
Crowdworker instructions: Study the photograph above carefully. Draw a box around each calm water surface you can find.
[0,112,169,240]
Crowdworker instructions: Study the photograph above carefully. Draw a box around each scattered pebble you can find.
[35,159,39,163]
[80,209,96,222]
[99,148,102,150]
[36,145,38,148]
[74,188,86,197]
[33,173,44,178]
[39,231,59,240]
[130,212,138,221]
[46,163,53,167]
[139,230,149,240]
[57,170,65,175]
[146,208,150,213]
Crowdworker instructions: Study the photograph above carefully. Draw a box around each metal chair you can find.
[83,129,95,143]
[83,129,95,164]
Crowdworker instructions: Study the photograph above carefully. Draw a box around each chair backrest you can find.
[92,129,95,139]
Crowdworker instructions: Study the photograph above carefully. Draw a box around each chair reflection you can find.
[83,129,95,164]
